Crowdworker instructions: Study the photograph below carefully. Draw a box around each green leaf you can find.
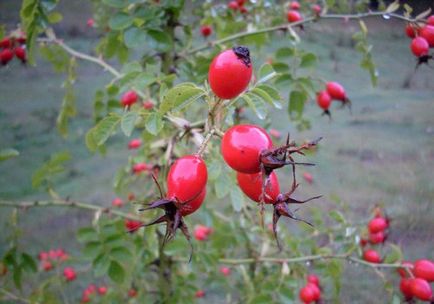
[329,210,346,224]
[103,0,127,8]
[109,13,133,30]
[214,172,231,199]
[32,151,71,189]
[385,0,400,13]
[257,64,276,84]
[21,253,37,273]
[47,11,62,23]
[145,112,164,135]
[108,260,125,283]
[121,111,138,137]
[83,242,102,258]
[89,113,121,146]
[300,53,317,68]
[147,29,172,52]
[93,253,111,277]
[384,244,403,264]
[77,227,98,243]
[230,185,244,212]
[250,87,282,109]
[288,90,306,119]
[243,94,267,120]
[0,148,19,162]
[57,57,77,137]
[160,83,205,114]
[110,247,133,261]
[275,47,295,60]
[124,27,148,48]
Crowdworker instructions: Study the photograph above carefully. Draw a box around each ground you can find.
[0,1,433,303]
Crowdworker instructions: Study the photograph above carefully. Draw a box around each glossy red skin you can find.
[237,171,280,204]
[326,82,346,101]
[194,224,211,240]
[63,267,77,281]
[208,49,252,99]
[166,155,207,205]
[363,249,381,263]
[125,218,142,232]
[121,90,138,107]
[42,261,53,271]
[307,274,320,286]
[176,187,206,216]
[128,138,142,149]
[299,284,317,303]
[369,231,385,244]
[420,25,434,47]
[287,10,302,23]
[405,24,417,38]
[398,261,413,278]
[221,124,272,174]
[400,278,413,299]
[289,1,300,10]
[14,47,26,62]
[410,37,429,57]
[228,1,239,10]
[410,278,433,301]
[316,90,332,110]
[368,217,388,233]
[200,25,212,37]
[308,283,321,301]
[132,162,150,174]
[17,36,26,44]
[239,6,248,14]
[0,37,11,49]
[312,4,321,15]
[428,16,434,26]
[413,259,434,282]
[0,49,14,65]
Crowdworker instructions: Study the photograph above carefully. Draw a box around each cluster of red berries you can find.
[299,274,322,304]
[38,248,69,271]
[81,284,109,303]
[287,2,322,24]
[398,259,434,302]
[193,224,213,241]
[408,15,434,66]
[316,82,351,118]
[360,209,389,263]
[0,33,27,66]
[228,0,248,14]
[119,90,154,109]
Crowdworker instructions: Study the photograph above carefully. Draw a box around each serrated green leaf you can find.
[160,83,205,114]
[90,113,121,146]
[250,87,281,109]
[21,253,37,273]
[124,27,147,48]
[243,93,267,120]
[145,112,164,135]
[215,172,231,199]
[57,57,77,137]
[32,151,71,189]
[83,241,102,258]
[0,148,19,162]
[288,90,306,119]
[109,13,133,30]
[384,244,403,264]
[108,260,125,283]
[257,64,276,84]
[121,111,138,137]
[93,253,110,277]
[300,53,317,68]
[147,29,172,52]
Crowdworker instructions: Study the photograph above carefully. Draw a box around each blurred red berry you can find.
[87,18,94,28]
[287,10,302,23]
[312,4,321,15]
[128,288,138,298]
[42,260,53,271]
[405,24,418,38]
[413,259,434,282]
[307,274,320,286]
[128,138,142,149]
[195,290,205,298]
[420,25,434,47]
[14,46,26,63]
[228,1,239,10]
[200,25,212,37]
[125,218,143,233]
[410,278,433,301]
[98,286,108,295]
[112,198,124,207]
[0,37,11,49]
[0,49,14,65]
[428,15,434,26]
[363,249,381,264]
[369,231,386,244]
[269,129,281,139]
[128,193,135,201]
[143,100,154,109]
[400,278,413,300]
[220,266,231,276]
[303,172,313,184]
[63,267,77,282]
[368,217,388,233]
[132,162,150,174]
[398,261,413,278]
[411,37,429,57]
[121,90,138,107]
[194,225,212,241]
[289,1,300,10]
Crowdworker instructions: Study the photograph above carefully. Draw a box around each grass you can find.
[1,3,434,303]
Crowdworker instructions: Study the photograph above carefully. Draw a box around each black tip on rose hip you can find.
[233,46,251,67]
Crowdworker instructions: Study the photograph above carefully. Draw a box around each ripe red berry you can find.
[143,100,154,109]
[42,260,53,271]
[98,286,107,295]
[369,231,386,244]
[410,278,433,301]
[413,259,434,282]
[87,18,94,27]
[237,171,280,203]
[420,25,434,47]
[311,4,321,15]
[359,238,368,247]
[220,266,231,276]
[120,90,138,107]
[63,267,77,282]
[0,37,11,49]
[287,10,302,23]
[221,124,272,174]
[398,261,414,278]
[39,251,49,261]
[132,162,150,174]
[208,47,252,99]
[307,274,320,286]
[428,15,434,26]
[299,283,320,303]
[194,225,212,241]
[128,193,135,201]
[316,91,332,111]
[269,129,281,139]
[14,46,26,63]
[128,288,138,298]
[228,1,239,11]
[111,198,124,207]
[368,217,388,233]
[363,249,381,263]
[236,0,246,5]
[400,278,413,300]
[0,48,14,65]
[326,82,347,101]
[289,1,300,10]
[125,218,143,233]
[17,35,26,44]
[303,172,313,184]
[239,6,248,14]
[195,290,205,298]
[405,24,418,38]
[200,25,212,37]
[128,138,142,149]
[411,37,430,57]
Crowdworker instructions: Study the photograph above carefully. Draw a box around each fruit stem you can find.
[196,128,215,157]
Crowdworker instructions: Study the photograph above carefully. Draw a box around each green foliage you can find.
[0,148,20,162]
[31,151,71,189]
